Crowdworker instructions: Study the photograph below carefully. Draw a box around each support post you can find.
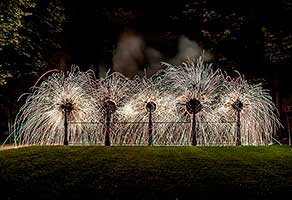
[186,98,202,146]
[191,113,197,146]
[148,111,153,146]
[146,101,156,146]
[105,111,111,146]
[61,102,73,146]
[64,111,69,145]
[236,109,241,146]
[104,100,117,146]
[232,99,243,146]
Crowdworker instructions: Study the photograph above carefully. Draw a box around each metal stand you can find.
[186,98,202,146]
[232,99,243,146]
[146,102,156,146]
[61,102,73,145]
[104,100,117,146]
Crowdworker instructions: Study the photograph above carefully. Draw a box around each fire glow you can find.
[7,57,281,146]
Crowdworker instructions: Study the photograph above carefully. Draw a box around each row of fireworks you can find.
[7,57,282,146]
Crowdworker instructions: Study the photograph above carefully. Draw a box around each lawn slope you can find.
[1,145,292,199]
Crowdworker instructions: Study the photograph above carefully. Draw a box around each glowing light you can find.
[7,57,282,146]
[13,66,101,145]
[115,75,182,145]
[215,74,282,145]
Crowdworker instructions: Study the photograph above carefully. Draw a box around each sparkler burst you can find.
[161,57,226,145]
[13,66,101,145]
[93,71,135,144]
[7,57,282,146]
[116,74,182,145]
[215,73,282,145]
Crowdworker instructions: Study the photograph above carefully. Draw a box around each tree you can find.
[0,0,65,86]
[169,0,247,73]
[0,0,35,85]
[0,0,65,138]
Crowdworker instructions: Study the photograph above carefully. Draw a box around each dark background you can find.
[60,0,291,86]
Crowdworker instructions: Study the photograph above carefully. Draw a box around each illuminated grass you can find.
[0,145,292,199]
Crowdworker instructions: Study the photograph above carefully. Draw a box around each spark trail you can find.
[7,57,282,146]
[161,57,225,145]
[13,66,100,145]
[215,73,282,145]
[116,74,182,145]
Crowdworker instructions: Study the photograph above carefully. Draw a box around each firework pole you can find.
[186,98,202,146]
[104,100,116,146]
[146,102,156,146]
[191,113,197,145]
[148,111,153,146]
[61,102,73,145]
[236,108,241,146]
[64,112,68,145]
[232,99,243,146]
[105,110,111,146]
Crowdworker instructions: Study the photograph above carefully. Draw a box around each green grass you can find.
[1,145,292,199]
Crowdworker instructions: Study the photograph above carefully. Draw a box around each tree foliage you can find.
[0,0,35,85]
[169,0,292,79]
[262,27,292,64]
[0,0,65,86]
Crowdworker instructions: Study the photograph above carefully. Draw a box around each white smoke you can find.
[144,47,163,77]
[170,35,213,65]
[112,32,145,78]
[98,63,108,79]
[112,33,213,78]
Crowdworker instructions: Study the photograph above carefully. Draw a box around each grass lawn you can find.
[1,145,292,199]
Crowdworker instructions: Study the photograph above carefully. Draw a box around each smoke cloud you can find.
[112,32,145,78]
[170,35,213,65]
[144,47,163,77]
[111,32,213,79]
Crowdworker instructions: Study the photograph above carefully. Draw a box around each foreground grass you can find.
[1,145,292,199]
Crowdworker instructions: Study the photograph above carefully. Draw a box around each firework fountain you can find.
[95,71,134,145]
[4,57,282,146]
[161,58,226,145]
[9,66,101,145]
[116,74,182,145]
[215,73,281,145]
